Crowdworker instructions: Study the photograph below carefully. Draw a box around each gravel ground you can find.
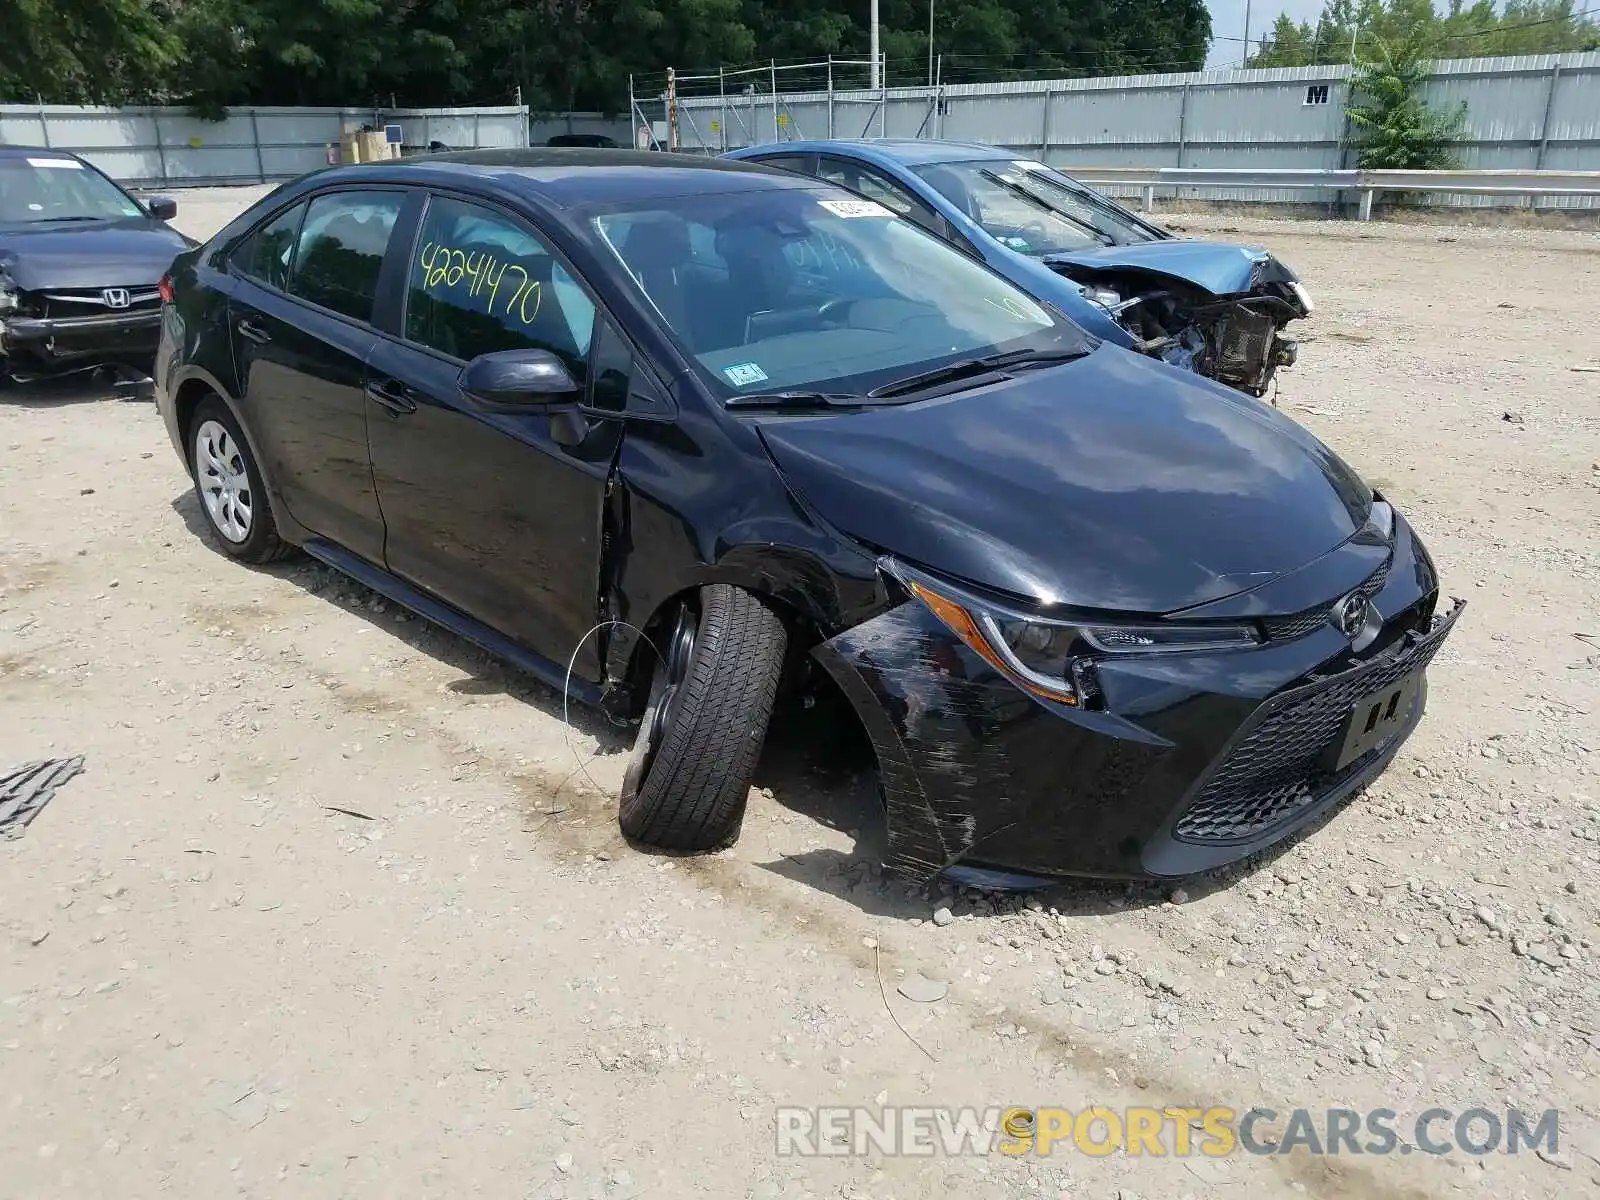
[2,188,1598,1199]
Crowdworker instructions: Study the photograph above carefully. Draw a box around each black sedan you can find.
[0,146,189,385]
[154,149,1461,887]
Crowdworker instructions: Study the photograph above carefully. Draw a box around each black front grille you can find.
[1174,601,1460,844]
[1261,560,1391,643]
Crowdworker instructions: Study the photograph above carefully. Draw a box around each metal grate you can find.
[1261,560,1391,643]
[1209,306,1277,389]
[1174,602,1459,844]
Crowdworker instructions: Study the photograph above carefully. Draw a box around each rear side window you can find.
[405,194,596,375]
[286,191,404,323]
[233,202,306,290]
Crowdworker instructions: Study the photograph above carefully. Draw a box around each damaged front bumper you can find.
[813,541,1462,885]
[0,308,162,380]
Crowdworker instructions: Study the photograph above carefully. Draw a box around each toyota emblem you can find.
[1332,591,1367,638]
[102,288,131,309]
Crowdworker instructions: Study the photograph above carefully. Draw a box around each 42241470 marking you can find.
[416,241,543,326]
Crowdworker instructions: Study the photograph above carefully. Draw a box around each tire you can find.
[619,584,788,851]
[187,397,296,564]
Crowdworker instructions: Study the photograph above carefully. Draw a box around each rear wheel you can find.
[619,584,788,851]
[188,398,295,564]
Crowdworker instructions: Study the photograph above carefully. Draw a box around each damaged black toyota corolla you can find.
[155,150,1461,886]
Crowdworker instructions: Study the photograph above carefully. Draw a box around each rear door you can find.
[227,188,409,561]
[363,190,622,678]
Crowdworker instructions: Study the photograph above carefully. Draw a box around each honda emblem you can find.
[102,288,131,309]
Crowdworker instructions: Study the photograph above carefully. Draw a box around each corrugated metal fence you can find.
[672,52,1600,208]
[0,104,532,186]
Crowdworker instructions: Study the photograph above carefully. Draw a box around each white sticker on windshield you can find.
[27,156,84,169]
[722,362,769,387]
[819,199,892,219]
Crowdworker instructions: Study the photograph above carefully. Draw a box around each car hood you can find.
[758,346,1371,614]
[0,219,191,290]
[1042,239,1287,297]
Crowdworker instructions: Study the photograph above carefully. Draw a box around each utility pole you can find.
[1243,0,1252,65]
[870,0,881,90]
[928,0,935,87]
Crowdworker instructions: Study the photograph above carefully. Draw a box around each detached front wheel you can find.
[619,584,788,851]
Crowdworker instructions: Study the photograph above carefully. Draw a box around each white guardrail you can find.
[1064,167,1600,219]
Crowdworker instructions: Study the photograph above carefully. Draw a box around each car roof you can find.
[732,139,1019,167]
[0,146,83,161]
[312,147,820,207]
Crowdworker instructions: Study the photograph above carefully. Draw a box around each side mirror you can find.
[458,348,579,408]
[146,196,178,221]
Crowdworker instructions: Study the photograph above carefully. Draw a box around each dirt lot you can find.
[2,189,1598,1200]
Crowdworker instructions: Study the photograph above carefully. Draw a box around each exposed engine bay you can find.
[1051,263,1314,398]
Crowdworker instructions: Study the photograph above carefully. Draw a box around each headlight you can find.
[885,559,1261,707]
[1084,285,1121,310]
[1289,281,1315,315]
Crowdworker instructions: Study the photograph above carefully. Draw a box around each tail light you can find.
[158,273,174,304]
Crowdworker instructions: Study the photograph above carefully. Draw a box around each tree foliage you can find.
[0,0,180,103]
[6,0,1212,110]
[1247,0,1599,68]
[1344,35,1469,168]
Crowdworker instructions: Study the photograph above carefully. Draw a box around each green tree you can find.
[1345,35,1469,168]
[1247,0,1600,66]
[0,0,180,103]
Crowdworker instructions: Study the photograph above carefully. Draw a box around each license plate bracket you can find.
[1331,668,1423,772]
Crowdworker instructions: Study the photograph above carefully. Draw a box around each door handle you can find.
[365,379,419,416]
[235,318,271,345]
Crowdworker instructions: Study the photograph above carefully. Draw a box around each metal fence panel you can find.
[0,102,533,186]
[671,50,1600,210]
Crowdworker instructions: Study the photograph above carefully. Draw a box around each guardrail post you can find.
[1143,184,1155,211]
[1359,188,1374,221]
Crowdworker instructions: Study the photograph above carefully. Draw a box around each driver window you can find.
[405,194,596,378]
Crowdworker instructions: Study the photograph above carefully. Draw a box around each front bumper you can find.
[1,309,162,375]
[814,521,1462,884]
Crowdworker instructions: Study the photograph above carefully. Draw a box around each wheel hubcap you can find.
[194,420,253,543]
[621,605,698,801]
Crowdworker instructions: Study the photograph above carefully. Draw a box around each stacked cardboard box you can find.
[337,130,400,164]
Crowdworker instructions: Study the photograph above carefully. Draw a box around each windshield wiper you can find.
[867,347,1087,399]
[980,172,1116,247]
[28,216,103,224]
[724,390,867,411]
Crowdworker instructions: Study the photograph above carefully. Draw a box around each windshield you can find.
[593,187,1091,399]
[0,155,144,224]
[914,159,1161,256]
